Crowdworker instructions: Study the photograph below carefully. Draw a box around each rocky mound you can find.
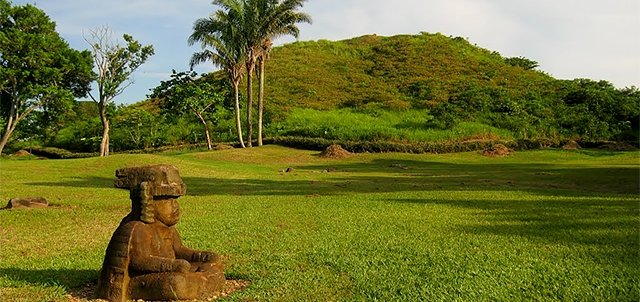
[562,140,581,150]
[12,149,31,157]
[482,144,512,157]
[319,144,351,159]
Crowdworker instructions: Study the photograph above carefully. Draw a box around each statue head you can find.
[114,165,186,224]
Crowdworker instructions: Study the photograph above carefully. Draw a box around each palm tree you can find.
[188,3,247,148]
[206,0,261,148]
[241,0,261,147]
[191,0,310,148]
[254,0,311,146]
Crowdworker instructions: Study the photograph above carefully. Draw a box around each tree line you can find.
[2,1,638,156]
[0,0,310,155]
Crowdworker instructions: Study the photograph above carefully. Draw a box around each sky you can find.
[13,0,640,104]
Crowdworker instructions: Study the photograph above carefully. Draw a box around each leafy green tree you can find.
[150,71,226,150]
[615,86,640,141]
[84,26,154,156]
[254,0,311,146]
[190,2,247,148]
[111,105,161,151]
[50,101,102,152]
[505,56,539,70]
[559,79,639,140]
[0,0,93,154]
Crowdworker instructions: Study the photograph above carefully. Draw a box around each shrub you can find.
[29,146,97,159]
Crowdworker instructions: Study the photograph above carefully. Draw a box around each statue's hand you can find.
[173,259,191,272]
[194,251,217,263]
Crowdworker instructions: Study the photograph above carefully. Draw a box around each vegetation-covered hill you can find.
[240,32,636,144]
[263,32,558,111]
[7,32,638,155]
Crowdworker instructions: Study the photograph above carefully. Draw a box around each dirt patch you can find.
[66,279,250,302]
[319,145,351,159]
[562,140,581,150]
[482,144,512,157]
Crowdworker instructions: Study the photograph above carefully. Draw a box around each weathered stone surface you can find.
[5,197,48,209]
[98,164,224,302]
[114,164,186,196]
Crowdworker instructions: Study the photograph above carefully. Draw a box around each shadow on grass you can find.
[0,268,98,289]
[389,197,639,250]
[27,176,116,188]
[27,159,639,197]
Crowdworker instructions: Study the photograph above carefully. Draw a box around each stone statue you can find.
[97,164,225,301]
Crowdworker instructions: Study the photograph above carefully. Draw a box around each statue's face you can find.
[154,198,180,226]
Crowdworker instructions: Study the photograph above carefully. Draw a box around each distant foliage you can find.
[504,56,539,70]
[272,108,512,143]
[558,79,639,141]
[149,70,230,150]
[7,32,638,155]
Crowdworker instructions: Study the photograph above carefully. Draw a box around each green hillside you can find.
[263,32,558,112]
[241,32,636,144]
[18,32,636,155]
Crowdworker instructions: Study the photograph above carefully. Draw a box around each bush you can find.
[268,136,556,154]
[29,146,97,159]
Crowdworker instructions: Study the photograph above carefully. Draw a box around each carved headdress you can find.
[114,164,186,223]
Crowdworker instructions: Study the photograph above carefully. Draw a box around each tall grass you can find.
[272,108,513,142]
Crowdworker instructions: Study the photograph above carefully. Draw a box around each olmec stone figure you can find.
[97,164,224,301]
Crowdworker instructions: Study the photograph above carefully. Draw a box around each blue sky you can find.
[14,0,640,104]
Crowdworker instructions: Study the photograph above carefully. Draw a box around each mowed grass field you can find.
[0,146,638,301]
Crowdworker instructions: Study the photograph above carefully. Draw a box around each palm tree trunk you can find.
[234,82,246,148]
[257,58,265,147]
[246,62,255,148]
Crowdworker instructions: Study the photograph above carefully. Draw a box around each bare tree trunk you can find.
[257,58,265,147]
[234,82,246,148]
[99,106,110,157]
[246,63,255,148]
[196,113,213,150]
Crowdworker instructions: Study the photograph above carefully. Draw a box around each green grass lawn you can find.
[0,146,638,301]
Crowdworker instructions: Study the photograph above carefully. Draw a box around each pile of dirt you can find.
[11,149,31,157]
[212,143,235,151]
[319,144,351,159]
[482,144,512,157]
[562,140,581,150]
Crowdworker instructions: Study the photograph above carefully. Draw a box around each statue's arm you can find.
[172,229,216,263]
[128,224,190,272]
